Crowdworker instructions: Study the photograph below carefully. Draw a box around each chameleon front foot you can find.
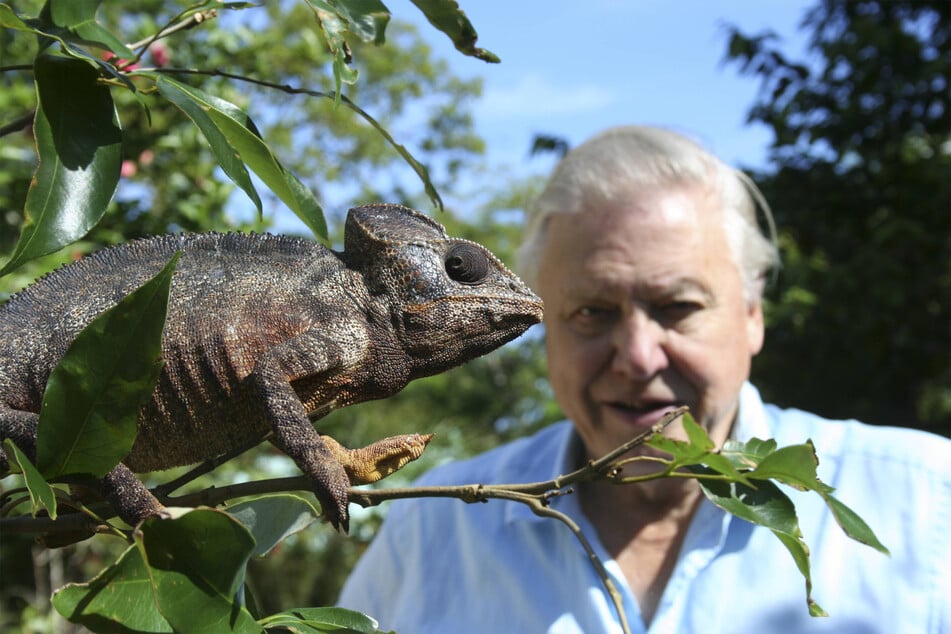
[322,433,434,485]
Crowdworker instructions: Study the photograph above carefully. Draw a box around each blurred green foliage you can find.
[725,0,950,434]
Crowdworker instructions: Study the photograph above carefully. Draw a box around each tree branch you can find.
[1,408,687,531]
[0,408,687,634]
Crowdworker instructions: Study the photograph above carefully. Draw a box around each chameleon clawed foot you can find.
[305,458,352,532]
[321,433,434,485]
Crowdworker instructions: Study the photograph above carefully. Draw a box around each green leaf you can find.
[699,474,803,538]
[818,491,890,555]
[54,509,262,632]
[681,412,715,451]
[62,42,138,93]
[302,0,395,92]
[304,0,360,99]
[698,452,753,485]
[152,75,327,240]
[49,0,101,25]
[749,441,833,492]
[48,0,136,58]
[2,439,58,519]
[9,3,137,88]
[0,54,121,276]
[140,509,262,633]
[770,530,828,617]
[408,0,499,63]
[722,437,888,554]
[699,474,823,615]
[154,75,263,215]
[334,0,391,44]
[227,494,320,557]
[721,437,778,469]
[200,93,327,240]
[645,435,707,466]
[53,543,174,633]
[142,509,256,599]
[35,253,178,478]
[645,419,751,485]
[260,607,394,633]
[0,4,31,31]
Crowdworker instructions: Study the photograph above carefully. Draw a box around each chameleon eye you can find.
[445,243,490,285]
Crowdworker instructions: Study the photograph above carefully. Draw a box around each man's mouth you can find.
[604,399,683,428]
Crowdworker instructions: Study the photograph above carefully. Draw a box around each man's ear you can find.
[747,300,765,356]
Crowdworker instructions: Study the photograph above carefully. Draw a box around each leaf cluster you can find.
[1,0,493,277]
[51,500,389,633]
[642,417,888,617]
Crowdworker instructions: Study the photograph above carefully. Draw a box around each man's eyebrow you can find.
[560,276,715,301]
[650,277,715,300]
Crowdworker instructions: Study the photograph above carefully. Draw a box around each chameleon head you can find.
[344,204,544,377]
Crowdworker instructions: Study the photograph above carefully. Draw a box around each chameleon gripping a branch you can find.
[0,203,543,532]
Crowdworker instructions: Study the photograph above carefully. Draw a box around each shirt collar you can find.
[503,422,586,525]
[733,381,772,441]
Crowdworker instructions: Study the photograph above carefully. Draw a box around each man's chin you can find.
[614,443,673,475]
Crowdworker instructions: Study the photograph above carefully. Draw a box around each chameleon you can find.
[0,203,543,532]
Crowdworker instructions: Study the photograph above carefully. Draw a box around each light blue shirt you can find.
[338,383,951,633]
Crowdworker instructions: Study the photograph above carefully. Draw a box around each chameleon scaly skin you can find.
[0,204,543,531]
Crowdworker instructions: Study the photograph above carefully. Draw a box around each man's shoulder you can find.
[762,399,951,476]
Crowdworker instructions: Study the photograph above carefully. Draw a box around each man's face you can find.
[536,186,764,464]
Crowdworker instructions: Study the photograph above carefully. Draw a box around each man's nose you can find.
[610,309,668,380]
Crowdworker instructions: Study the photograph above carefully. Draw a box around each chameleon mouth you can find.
[489,298,544,327]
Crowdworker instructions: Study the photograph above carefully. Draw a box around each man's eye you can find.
[578,306,615,319]
[569,306,616,332]
[656,301,703,320]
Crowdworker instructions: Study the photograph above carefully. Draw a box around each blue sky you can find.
[391,0,814,181]
[234,1,819,232]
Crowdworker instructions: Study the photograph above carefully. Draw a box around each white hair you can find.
[518,125,779,303]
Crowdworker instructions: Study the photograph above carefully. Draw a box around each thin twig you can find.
[0,110,35,138]
[132,66,444,209]
[151,434,268,497]
[527,500,633,634]
[126,9,219,53]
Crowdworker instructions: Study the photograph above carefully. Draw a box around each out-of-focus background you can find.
[1,1,947,629]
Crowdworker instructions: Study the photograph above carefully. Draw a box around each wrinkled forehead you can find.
[562,185,725,236]
[537,189,740,287]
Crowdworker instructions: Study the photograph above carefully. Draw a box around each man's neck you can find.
[580,478,703,627]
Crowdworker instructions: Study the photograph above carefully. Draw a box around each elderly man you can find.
[338,126,951,633]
